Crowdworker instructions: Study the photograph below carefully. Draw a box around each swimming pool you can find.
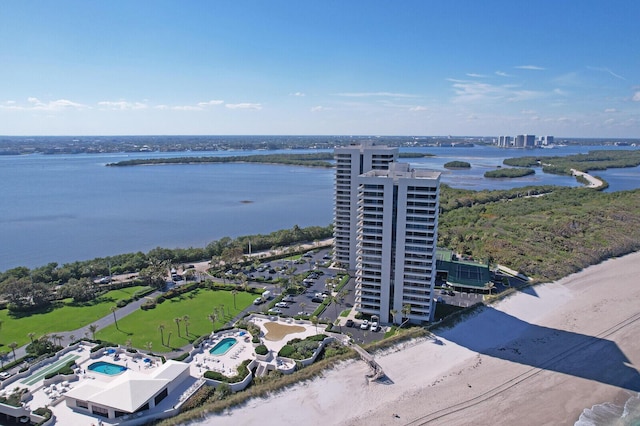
[88,361,127,376]
[209,337,237,355]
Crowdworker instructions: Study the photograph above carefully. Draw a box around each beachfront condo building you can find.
[333,142,398,270]
[354,162,441,325]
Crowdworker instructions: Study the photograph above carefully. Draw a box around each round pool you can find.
[209,337,237,356]
[88,361,127,376]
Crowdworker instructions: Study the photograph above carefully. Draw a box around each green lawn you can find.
[96,288,255,352]
[0,286,147,350]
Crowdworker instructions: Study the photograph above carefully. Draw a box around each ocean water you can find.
[1,145,639,271]
[576,393,640,426]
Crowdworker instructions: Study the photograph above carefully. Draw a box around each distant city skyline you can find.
[1,1,639,137]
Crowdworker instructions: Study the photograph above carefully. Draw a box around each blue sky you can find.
[1,1,638,137]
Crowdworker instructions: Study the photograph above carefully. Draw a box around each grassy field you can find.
[95,287,256,351]
[0,286,146,350]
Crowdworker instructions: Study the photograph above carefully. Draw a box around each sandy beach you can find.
[195,252,640,426]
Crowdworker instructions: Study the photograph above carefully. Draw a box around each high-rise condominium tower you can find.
[354,162,440,324]
[333,142,398,270]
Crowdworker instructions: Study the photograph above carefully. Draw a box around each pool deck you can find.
[2,316,331,425]
[190,332,254,378]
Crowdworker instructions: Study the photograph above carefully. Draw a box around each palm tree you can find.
[51,334,63,347]
[0,351,7,368]
[174,318,181,337]
[166,332,172,348]
[144,341,153,353]
[158,324,165,346]
[8,342,18,361]
[125,339,132,351]
[299,302,307,315]
[69,334,76,345]
[182,315,191,336]
[208,313,217,332]
[399,304,412,329]
[311,316,319,334]
[111,306,119,330]
[390,309,398,325]
[27,332,36,344]
[88,324,98,340]
[232,289,238,309]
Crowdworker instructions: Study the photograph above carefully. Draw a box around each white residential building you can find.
[333,142,398,270]
[354,162,441,324]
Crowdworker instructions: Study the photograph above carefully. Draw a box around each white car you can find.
[267,308,282,315]
[275,302,289,308]
[360,320,369,330]
[370,321,379,332]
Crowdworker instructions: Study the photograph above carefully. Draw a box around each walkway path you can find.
[571,168,604,188]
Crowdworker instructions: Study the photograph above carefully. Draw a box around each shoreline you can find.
[193,252,640,425]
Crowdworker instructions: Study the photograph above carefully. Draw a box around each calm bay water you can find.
[1,145,638,271]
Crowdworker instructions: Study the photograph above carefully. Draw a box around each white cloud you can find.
[448,78,545,104]
[515,65,545,70]
[409,106,427,111]
[604,108,617,113]
[520,109,537,114]
[225,103,262,110]
[587,66,625,80]
[466,73,486,78]
[172,105,203,111]
[632,91,640,102]
[197,100,224,107]
[290,92,306,97]
[17,97,89,111]
[604,118,615,125]
[154,105,170,110]
[98,101,147,110]
[495,71,510,77]
[311,106,329,112]
[335,92,418,98]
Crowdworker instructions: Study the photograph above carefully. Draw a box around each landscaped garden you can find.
[95,287,256,350]
[0,286,148,349]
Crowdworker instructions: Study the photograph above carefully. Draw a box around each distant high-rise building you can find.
[514,135,525,147]
[497,135,511,147]
[354,162,441,324]
[542,135,554,146]
[524,134,536,147]
[333,142,398,270]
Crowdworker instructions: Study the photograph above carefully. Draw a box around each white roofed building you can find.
[64,360,190,420]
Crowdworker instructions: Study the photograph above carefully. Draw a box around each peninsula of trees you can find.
[106,152,430,167]
[503,149,640,175]
[484,168,535,178]
[444,161,471,169]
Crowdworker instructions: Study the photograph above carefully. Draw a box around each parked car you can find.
[346,319,354,327]
[360,320,369,330]
[371,321,379,332]
[311,297,323,303]
[275,302,289,308]
[267,308,282,314]
[448,290,455,296]
[283,295,295,302]
[253,297,264,305]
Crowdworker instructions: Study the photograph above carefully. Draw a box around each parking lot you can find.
[236,248,384,344]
